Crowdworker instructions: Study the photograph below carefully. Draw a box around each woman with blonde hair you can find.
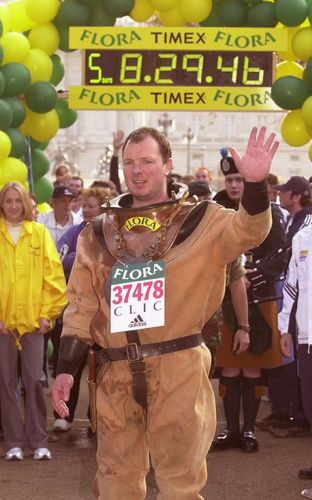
[0,181,67,460]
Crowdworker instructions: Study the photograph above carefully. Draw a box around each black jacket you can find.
[213,188,287,299]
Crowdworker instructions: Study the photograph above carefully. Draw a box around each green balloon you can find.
[102,0,134,17]
[55,99,78,128]
[88,2,116,26]
[247,2,277,26]
[5,128,27,158]
[303,57,312,91]
[241,0,262,5]
[199,4,221,26]
[50,54,65,86]
[56,0,91,26]
[46,338,54,359]
[2,97,26,128]
[309,3,312,22]
[0,63,31,98]
[275,0,308,27]
[31,149,50,181]
[25,81,57,113]
[54,22,75,53]
[0,45,3,67]
[0,99,13,130]
[271,76,311,110]
[30,138,50,151]
[33,176,54,204]
[218,0,248,26]
[0,72,5,98]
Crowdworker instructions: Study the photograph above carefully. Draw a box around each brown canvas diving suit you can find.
[57,181,271,499]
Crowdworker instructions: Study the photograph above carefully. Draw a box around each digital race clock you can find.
[68,27,288,111]
[84,50,273,88]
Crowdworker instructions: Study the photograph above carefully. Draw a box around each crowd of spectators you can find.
[0,130,311,498]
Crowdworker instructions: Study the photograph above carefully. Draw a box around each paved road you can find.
[0,377,310,500]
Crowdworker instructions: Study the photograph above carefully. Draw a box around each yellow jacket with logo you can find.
[0,217,67,335]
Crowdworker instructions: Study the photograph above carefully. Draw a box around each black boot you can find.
[211,375,242,451]
[241,376,264,453]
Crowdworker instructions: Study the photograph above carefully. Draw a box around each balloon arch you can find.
[0,0,311,203]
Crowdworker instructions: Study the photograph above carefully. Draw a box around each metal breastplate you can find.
[102,195,198,263]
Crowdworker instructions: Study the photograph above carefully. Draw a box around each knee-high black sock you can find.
[242,377,264,432]
[219,375,242,435]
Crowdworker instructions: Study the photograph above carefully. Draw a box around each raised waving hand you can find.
[229,126,279,182]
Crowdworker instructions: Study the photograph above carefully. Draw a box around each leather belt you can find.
[95,333,203,365]
[96,333,203,416]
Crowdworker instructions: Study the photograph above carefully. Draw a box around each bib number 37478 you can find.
[110,260,165,333]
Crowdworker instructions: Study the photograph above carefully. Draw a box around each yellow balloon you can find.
[0,157,28,185]
[25,109,59,142]
[25,0,60,24]
[20,118,29,137]
[275,61,304,80]
[301,96,312,129]
[1,32,31,64]
[280,109,311,147]
[179,0,212,23]
[129,0,154,21]
[37,201,51,213]
[292,28,312,62]
[149,0,178,11]
[0,131,12,162]
[301,17,311,28]
[0,5,12,35]
[276,27,300,61]
[309,143,312,162]
[7,0,37,32]
[28,23,60,55]
[159,4,187,27]
[22,48,53,82]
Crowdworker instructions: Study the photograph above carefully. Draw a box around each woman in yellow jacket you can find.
[0,181,67,461]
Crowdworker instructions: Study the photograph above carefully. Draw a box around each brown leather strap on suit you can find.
[96,333,203,413]
[96,334,203,363]
[125,330,148,414]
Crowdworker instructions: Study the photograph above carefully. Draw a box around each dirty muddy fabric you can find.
[92,347,215,499]
[61,197,271,499]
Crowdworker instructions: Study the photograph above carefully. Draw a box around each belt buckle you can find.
[126,343,141,362]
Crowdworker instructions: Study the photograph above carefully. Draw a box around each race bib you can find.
[110,260,165,333]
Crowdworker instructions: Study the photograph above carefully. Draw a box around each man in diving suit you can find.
[52,126,278,499]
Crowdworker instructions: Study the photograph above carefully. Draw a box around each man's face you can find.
[123,136,172,208]
[278,190,297,211]
[195,169,211,183]
[52,196,73,219]
[68,178,83,195]
[267,184,278,202]
[224,174,244,201]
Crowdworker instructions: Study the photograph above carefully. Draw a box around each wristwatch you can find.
[238,325,250,333]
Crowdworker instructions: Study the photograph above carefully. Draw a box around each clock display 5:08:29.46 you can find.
[84,50,273,87]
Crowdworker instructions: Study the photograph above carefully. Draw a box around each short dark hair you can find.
[267,173,278,185]
[69,175,84,187]
[55,164,70,176]
[298,193,312,207]
[122,127,172,163]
